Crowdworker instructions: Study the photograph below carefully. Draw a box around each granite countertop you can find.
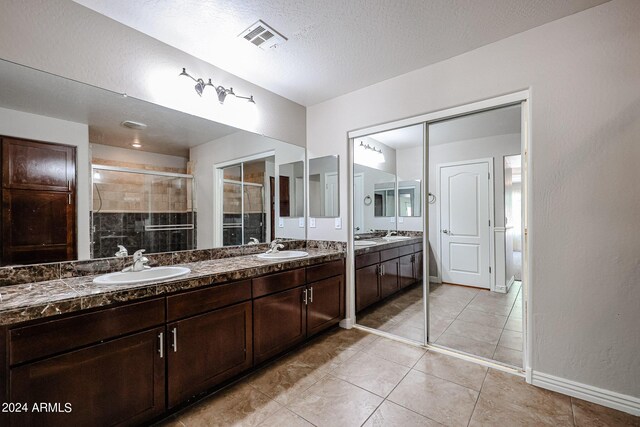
[354,236,424,255]
[0,248,344,326]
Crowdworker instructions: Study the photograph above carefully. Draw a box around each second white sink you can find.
[256,250,309,260]
[354,240,378,247]
[93,266,191,285]
[382,236,412,241]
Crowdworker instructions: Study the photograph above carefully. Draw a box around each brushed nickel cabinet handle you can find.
[309,287,314,303]
[171,327,178,352]
[303,288,308,305]
[158,332,164,358]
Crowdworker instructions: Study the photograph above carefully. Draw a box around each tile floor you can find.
[358,281,523,367]
[157,328,639,426]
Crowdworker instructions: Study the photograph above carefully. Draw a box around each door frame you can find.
[435,158,495,291]
[347,89,531,379]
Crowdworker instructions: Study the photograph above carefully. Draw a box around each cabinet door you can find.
[355,264,380,312]
[399,254,415,288]
[380,259,399,298]
[253,286,306,365]
[10,327,165,427]
[307,275,344,337]
[414,251,424,282]
[167,301,252,407]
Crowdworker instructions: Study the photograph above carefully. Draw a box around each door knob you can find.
[442,229,449,234]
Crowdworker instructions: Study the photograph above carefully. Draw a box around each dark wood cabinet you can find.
[10,327,165,427]
[307,275,344,336]
[167,301,252,407]
[356,264,380,312]
[253,285,307,365]
[380,258,399,298]
[399,254,415,289]
[1,137,76,265]
[356,241,423,313]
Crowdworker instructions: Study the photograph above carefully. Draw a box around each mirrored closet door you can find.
[352,124,427,344]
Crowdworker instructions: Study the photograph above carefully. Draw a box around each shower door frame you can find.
[347,90,532,379]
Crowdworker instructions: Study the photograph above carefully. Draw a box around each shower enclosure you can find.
[91,165,195,258]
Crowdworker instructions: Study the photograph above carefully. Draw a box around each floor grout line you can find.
[467,367,490,427]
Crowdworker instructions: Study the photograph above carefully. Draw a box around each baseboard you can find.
[429,275,441,284]
[339,318,354,329]
[531,371,640,416]
[506,275,515,292]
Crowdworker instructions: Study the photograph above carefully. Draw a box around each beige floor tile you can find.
[317,327,379,351]
[288,376,383,427]
[331,351,410,397]
[155,415,185,426]
[457,308,508,329]
[444,319,504,345]
[492,345,523,367]
[504,316,523,332]
[498,329,523,351]
[176,383,282,427]
[247,358,327,404]
[257,407,313,427]
[469,394,573,426]
[365,336,426,367]
[479,369,573,423]
[283,340,360,373]
[571,398,640,426]
[413,351,487,391]
[389,322,425,343]
[363,400,443,427]
[465,300,514,316]
[388,370,478,427]
[435,331,497,359]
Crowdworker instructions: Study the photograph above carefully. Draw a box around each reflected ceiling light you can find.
[131,140,142,148]
[179,68,255,104]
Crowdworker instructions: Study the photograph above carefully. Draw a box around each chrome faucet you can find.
[266,239,284,254]
[115,245,128,258]
[385,230,397,238]
[123,249,150,272]
[247,237,260,245]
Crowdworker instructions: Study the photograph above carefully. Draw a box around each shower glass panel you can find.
[91,166,195,258]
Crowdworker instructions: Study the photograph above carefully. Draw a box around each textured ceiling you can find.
[0,59,238,157]
[73,0,608,106]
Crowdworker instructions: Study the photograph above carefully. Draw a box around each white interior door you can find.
[324,172,338,216]
[440,161,491,288]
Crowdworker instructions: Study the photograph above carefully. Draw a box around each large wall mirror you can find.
[0,58,305,266]
[308,155,339,218]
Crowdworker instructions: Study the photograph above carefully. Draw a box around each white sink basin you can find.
[354,240,378,247]
[93,266,191,285]
[382,236,412,241]
[256,250,309,260]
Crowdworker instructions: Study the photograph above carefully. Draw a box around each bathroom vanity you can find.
[0,247,345,426]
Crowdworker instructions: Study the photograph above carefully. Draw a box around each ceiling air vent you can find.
[121,120,147,130]
[239,20,287,49]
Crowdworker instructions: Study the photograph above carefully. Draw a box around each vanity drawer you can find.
[398,244,414,257]
[9,298,164,365]
[355,252,380,269]
[253,268,306,298]
[167,279,252,321]
[380,248,400,262]
[414,242,423,253]
[306,259,344,283]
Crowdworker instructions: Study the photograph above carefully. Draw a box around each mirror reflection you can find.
[353,123,425,344]
[398,180,421,217]
[0,59,305,265]
[278,161,305,218]
[308,155,339,218]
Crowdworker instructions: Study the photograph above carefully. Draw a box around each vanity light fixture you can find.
[358,142,385,162]
[179,68,256,104]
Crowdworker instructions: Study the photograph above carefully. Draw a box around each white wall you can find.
[91,144,188,170]
[307,0,640,401]
[190,131,306,248]
[0,106,90,260]
[0,0,305,147]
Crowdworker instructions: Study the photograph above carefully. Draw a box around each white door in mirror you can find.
[93,266,191,285]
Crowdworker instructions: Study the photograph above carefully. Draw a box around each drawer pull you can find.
[158,332,164,358]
